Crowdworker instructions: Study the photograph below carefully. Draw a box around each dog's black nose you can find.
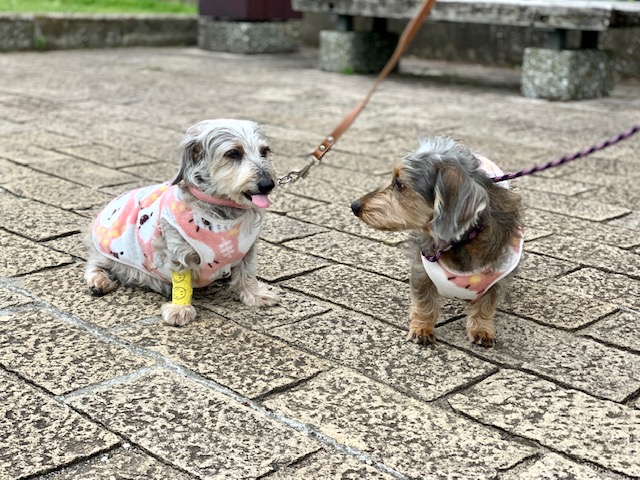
[351,200,362,217]
[258,177,275,194]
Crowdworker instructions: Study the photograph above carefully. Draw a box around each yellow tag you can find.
[171,271,193,306]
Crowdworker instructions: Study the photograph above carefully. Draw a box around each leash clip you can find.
[277,156,318,186]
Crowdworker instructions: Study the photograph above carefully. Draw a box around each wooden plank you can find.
[291,0,640,30]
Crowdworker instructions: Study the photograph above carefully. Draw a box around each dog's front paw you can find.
[407,325,436,346]
[238,282,280,307]
[161,303,197,327]
[468,330,495,348]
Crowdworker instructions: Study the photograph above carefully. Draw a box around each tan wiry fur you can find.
[352,136,522,348]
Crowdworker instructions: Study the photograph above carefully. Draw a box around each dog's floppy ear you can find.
[430,165,488,243]
[171,133,204,185]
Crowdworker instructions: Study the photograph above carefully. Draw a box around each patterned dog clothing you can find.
[93,184,261,287]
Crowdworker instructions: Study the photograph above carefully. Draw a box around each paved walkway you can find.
[0,47,639,480]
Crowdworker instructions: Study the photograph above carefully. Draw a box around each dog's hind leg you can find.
[466,283,504,348]
[85,256,120,296]
[407,254,441,346]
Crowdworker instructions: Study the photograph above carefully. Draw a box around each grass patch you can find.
[0,0,197,14]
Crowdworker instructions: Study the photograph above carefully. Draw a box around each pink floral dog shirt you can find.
[93,183,261,287]
[421,156,524,302]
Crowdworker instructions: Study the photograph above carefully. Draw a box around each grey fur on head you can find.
[404,136,490,244]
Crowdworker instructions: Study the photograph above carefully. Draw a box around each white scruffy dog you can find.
[85,119,279,326]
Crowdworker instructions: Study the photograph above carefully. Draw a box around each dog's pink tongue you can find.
[250,194,270,208]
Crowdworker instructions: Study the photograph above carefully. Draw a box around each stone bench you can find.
[291,0,640,100]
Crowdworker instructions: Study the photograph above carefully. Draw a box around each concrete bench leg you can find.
[521,48,614,101]
[198,18,300,54]
[319,16,398,74]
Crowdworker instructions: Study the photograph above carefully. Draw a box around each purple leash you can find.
[493,123,640,183]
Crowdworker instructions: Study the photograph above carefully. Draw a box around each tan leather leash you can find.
[278,0,438,186]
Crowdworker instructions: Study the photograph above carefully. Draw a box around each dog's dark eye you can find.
[225,149,243,160]
[393,178,405,191]
[260,146,271,158]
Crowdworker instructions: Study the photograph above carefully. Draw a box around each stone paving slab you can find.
[285,230,410,281]
[257,242,331,282]
[281,264,466,327]
[608,210,640,232]
[120,161,179,183]
[26,156,140,189]
[525,208,640,249]
[288,203,410,245]
[40,447,196,480]
[448,369,640,477]
[115,311,329,399]
[507,278,618,329]
[0,171,113,211]
[265,448,395,479]
[499,453,620,480]
[0,191,86,241]
[0,230,73,277]
[272,309,496,402]
[516,174,596,196]
[519,189,631,221]
[578,310,640,354]
[280,264,409,327]
[553,268,640,310]
[196,284,330,331]
[67,368,319,479]
[0,308,153,395]
[0,369,119,480]
[54,143,160,169]
[260,212,329,243]
[267,190,327,215]
[265,367,533,480]
[20,263,167,329]
[514,252,577,282]
[438,313,640,402]
[42,233,88,260]
[527,235,640,278]
[0,285,31,309]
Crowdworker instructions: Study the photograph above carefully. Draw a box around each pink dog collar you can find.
[187,185,248,209]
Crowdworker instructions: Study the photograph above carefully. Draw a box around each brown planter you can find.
[199,0,302,21]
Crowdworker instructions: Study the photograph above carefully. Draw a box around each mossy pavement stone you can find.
[0,369,119,480]
[448,370,640,477]
[67,368,318,479]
